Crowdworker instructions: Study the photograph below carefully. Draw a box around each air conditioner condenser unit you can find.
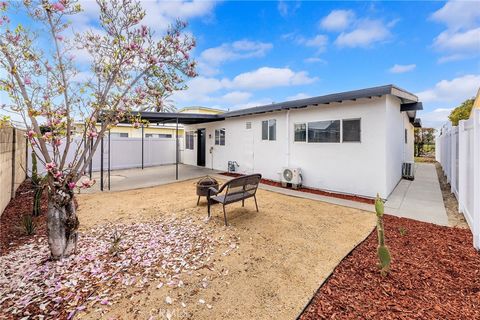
[281,167,302,189]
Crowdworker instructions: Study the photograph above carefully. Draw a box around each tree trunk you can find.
[47,195,79,260]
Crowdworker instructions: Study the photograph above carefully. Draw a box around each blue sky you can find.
[2,0,480,128]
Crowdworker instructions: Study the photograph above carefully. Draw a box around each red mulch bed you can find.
[220,172,374,204]
[300,215,480,319]
[0,180,48,255]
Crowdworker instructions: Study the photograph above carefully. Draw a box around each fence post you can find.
[450,127,456,194]
[458,120,466,214]
[473,110,480,250]
[10,127,16,199]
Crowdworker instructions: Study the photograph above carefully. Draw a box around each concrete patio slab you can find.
[85,164,220,193]
[385,163,448,226]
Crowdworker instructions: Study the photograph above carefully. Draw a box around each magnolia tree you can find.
[0,0,196,260]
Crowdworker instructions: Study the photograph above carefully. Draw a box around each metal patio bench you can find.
[207,174,262,226]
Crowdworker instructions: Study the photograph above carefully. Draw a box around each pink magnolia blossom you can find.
[43,132,53,140]
[24,76,32,85]
[87,130,98,138]
[26,130,36,139]
[81,178,95,189]
[53,139,62,146]
[68,182,76,190]
[46,162,56,172]
[53,171,63,179]
[51,2,65,12]
[56,35,64,41]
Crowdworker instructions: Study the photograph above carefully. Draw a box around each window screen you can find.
[268,119,276,141]
[262,120,268,140]
[215,129,225,145]
[308,120,340,143]
[294,123,306,142]
[342,119,361,142]
[185,132,194,149]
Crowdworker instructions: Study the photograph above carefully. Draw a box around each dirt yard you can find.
[72,178,376,320]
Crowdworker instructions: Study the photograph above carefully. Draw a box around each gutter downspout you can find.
[286,110,290,168]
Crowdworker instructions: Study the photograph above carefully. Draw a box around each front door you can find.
[197,128,206,166]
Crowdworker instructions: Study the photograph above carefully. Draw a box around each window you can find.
[215,128,225,145]
[246,122,252,129]
[262,119,276,141]
[294,123,306,142]
[405,129,408,144]
[145,133,153,138]
[307,120,340,143]
[342,119,361,142]
[111,132,129,138]
[185,131,194,150]
[159,134,172,138]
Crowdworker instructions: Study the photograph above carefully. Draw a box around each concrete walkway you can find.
[384,163,449,226]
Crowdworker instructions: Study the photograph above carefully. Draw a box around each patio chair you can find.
[207,174,262,226]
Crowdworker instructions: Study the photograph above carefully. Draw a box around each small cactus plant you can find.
[375,193,391,276]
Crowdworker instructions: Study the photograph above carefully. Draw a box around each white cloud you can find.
[320,10,355,31]
[389,64,416,74]
[418,108,454,129]
[72,1,217,37]
[297,35,328,51]
[430,1,480,62]
[220,91,252,105]
[173,67,317,104]
[335,19,391,48]
[197,40,273,75]
[231,67,317,90]
[304,57,327,64]
[433,28,480,53]
[431,1,480,31]
[277,0,301,18]
[286,93,311,100]
[416,74,480,103]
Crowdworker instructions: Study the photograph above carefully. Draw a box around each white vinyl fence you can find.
[29,136,184,174]
[436,109,480,250]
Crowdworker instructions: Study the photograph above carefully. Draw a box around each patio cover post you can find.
[89,139,93,179]
[141,124,144,170]
[100,134,104,191]
[176,117,179,180]
[108,129,111,191]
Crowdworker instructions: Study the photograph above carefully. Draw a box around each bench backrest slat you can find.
[224,174,261,203]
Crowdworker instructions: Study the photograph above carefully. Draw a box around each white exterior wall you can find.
[184,95,412,199]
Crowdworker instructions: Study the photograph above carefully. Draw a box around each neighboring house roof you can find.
[129,85,422,125]
[178,106,225,114]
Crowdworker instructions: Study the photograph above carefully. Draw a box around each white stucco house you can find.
[142,85,422,199]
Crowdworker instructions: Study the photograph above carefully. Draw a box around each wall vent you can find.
[246,122,252,129]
